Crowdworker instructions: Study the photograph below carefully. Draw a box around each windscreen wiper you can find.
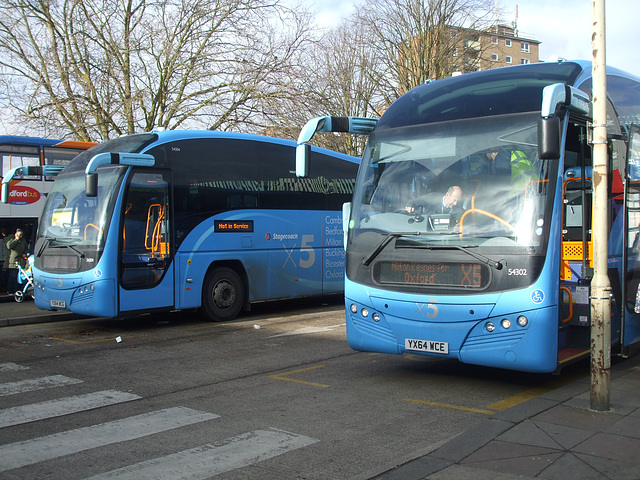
[362,232,424,266]
[421,245,503,270]
[61,243,85,258]
[38,238,85,259]
[36,237,55,258]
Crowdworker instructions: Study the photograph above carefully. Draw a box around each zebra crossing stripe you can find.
[0,390,142,428]
[82,428,319,480]
[0,375,83,397]
[0,406,220,471]
[0,363,30,372]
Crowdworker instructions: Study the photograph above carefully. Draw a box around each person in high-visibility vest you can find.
[486,148,538,196]
[510,149,537,192]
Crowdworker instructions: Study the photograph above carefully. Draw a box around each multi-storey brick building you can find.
[451,23,540,75]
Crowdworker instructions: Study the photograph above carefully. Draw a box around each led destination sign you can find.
[376,261,487,287]
[214,220,254,233]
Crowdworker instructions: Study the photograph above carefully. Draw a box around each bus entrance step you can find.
[558,348,589,365]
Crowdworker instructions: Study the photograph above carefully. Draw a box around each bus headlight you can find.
[372,313,380,322]
[361,308,369,318]
[517,315,528,327]
[486,322,495,332]
[501,319,511,329]
[350,304,357,314]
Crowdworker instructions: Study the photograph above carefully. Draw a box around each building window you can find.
[491,53,498,62]
[491,36,498,44]
[506,55,512,64]
[505,39,512,47]
[521,41,530,53]
[521,58,530,65]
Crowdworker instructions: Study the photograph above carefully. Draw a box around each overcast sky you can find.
[305,0,640,77]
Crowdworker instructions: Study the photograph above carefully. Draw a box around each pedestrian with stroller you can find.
[0,228,9,293]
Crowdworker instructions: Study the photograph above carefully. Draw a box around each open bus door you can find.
[623,125,640,352]
[118,169,174,314]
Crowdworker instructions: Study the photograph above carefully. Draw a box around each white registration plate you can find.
[50,299,66,308]
[405,338,449,354]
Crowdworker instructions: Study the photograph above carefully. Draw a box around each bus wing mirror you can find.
[342,202,351,250]
[538,116,561,159]
[628,124,640,181]
[86,172,98,197]
[296,143,310,177]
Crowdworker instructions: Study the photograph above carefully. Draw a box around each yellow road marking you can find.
[181,323,229,331]
[487,387,550,411]
[51,336,134,345]
[269,365,329,388]
[403,398,495,415]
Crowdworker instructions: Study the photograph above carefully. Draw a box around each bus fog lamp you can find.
[361,308,369,318]
[517,315,528,327]
[350,304,357,314]
[501,319,511,329]
[372,313,380,322]
[486,322,495,332]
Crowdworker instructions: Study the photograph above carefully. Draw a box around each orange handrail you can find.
[560,286,573,323]
[458,208,515,237]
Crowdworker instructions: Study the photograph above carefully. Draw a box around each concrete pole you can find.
[590,0,611,412]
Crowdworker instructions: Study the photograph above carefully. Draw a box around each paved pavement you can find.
[2,298,640,479]
[374,354,640,480]
[0,294,80,327]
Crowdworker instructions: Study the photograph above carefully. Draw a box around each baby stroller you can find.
[14,255,34,303]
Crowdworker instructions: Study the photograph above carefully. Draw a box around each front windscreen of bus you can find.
[35,166,124,273]
[350,111,558,255]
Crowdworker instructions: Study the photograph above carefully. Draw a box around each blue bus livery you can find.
[297,60,640,373]
[1,131,359,320]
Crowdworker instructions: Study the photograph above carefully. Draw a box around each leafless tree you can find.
[275,17,384,157]
[356,0,495,106]
[0,0,314,141]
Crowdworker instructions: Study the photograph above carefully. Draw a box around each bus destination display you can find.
[376,261,485,287]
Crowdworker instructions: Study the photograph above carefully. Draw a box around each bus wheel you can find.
[202,267,244,322]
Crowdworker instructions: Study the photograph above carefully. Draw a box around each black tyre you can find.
[202,267,244,321]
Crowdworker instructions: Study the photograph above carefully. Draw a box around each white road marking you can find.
[269,324,345,338]
[0,363,30,372]
[0,390,142,428]
[82,428,319,480]
[0,407,220,471]
[0,375,83,397]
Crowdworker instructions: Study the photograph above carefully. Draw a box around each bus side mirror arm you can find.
[84,152,155,196]
[0,182,8,204]
[296,116,378,177]
[538,83,591,160]
[0,165,45,203]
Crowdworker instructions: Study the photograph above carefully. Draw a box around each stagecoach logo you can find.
[8,185,41,205]
[265,232,299,241]
[94,269,103,279]
[531,289,545,304]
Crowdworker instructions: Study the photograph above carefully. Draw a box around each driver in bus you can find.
[405,185,464,224]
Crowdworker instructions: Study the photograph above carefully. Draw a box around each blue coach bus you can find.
[297,60,640,373]
[2,131,359,320]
